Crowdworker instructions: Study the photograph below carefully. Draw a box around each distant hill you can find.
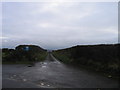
[53,44,119,78]
[15,45,45,52]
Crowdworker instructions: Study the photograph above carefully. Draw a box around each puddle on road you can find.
[23,79,27,82]
[37,81,52,88]
[42,66,46,68]
[8,74,29,83]
[43,62,47,65]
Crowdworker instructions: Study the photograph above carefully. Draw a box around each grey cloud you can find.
[2,2,118,49]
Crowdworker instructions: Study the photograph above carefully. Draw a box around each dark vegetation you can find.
[53,44,119,78]
[2,45,47,64]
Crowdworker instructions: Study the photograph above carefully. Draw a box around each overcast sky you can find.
[2,2,118,50]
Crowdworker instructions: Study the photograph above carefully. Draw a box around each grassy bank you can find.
[2,52,47,64]
[52,44,119,79]
[2,45,47,65]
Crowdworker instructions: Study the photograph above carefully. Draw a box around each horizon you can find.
[1,2,118,50]
[1,43,119,50]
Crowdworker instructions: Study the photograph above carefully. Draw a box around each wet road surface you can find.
[2,54,119,88]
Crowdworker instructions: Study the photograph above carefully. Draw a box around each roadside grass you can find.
[2,52,47,65]
[52,52,72,64]
[52,52,119,80]
[34,52,47,62]
[2,61,33,64]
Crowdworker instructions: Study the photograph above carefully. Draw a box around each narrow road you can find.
[2,53,119,88]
